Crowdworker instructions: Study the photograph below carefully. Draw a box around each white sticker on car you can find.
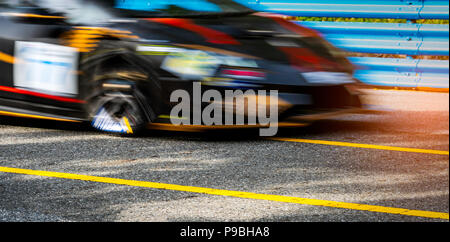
[13,41,79,95]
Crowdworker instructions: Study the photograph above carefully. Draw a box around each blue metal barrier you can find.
[245,0,449,19]
[237,0,449,90]
[350,57,449,88]
[298,21,449,56]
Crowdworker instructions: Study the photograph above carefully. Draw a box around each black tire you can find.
[80,43,158,136]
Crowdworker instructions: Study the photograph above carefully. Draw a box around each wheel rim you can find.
[91,93,145,134]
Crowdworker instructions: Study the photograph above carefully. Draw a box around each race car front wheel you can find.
[89,87,148,136]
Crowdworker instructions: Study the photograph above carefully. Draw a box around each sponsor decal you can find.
[302,72,355,84]
[13,41,78,95]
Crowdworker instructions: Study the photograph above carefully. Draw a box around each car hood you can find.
[125,13,353,74]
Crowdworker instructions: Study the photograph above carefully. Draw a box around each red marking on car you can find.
[221,69,266,78]
[0,85,85,103]
[145,18,240,45]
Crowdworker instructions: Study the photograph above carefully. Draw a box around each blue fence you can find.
[237,0,449,90]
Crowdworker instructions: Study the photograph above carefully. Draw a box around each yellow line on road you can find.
[0,166,448,220]
[268,137,449,155]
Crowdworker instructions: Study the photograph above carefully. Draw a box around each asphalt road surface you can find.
[0,89,448,222]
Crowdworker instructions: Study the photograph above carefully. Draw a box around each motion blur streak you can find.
[0,85,85,104]
[61,27,139,52]
[4,12,66,19]
[0,110,81,122]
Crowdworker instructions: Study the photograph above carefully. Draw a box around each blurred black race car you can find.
[0,0,363,135]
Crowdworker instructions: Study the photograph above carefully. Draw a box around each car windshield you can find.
[114,0,254,17]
